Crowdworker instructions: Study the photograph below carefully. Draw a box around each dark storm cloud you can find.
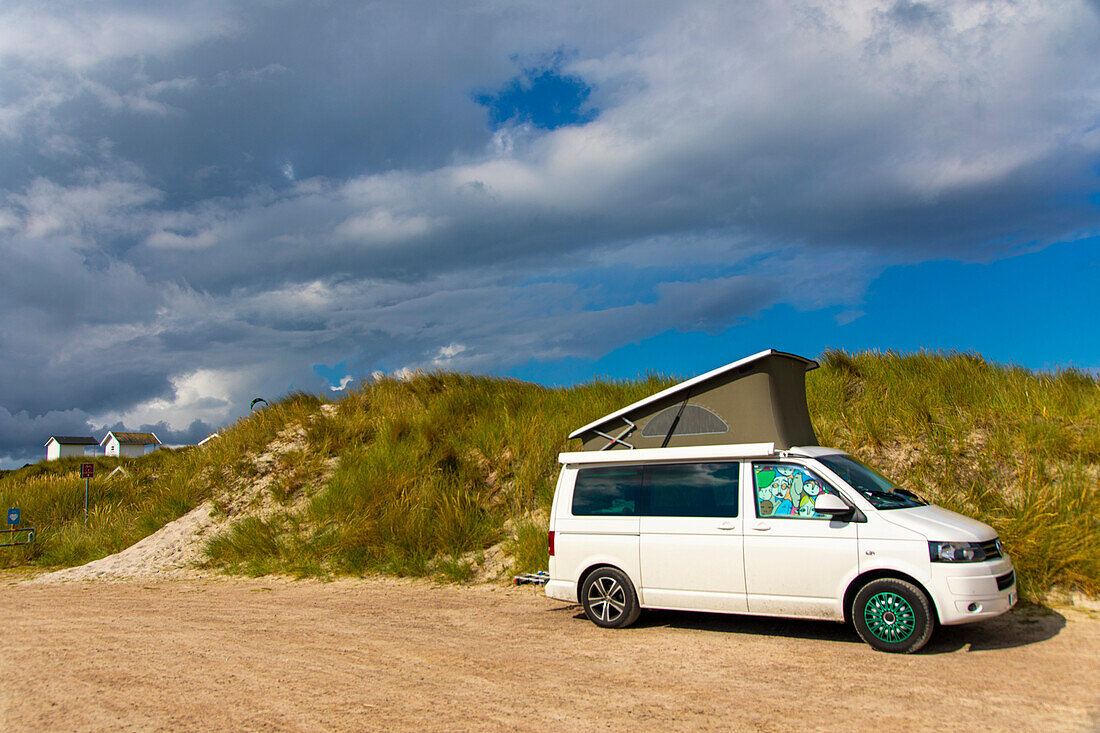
[0,407,96,468]
[0,0,1098,465]
[99,418,215,448]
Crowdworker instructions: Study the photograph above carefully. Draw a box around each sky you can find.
[1,0,1098,467]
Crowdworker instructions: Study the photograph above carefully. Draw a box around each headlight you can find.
[929,541,988,563]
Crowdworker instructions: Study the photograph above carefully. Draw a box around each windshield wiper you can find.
[894,488,927,504]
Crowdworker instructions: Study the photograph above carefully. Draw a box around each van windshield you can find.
[817,454,926,510]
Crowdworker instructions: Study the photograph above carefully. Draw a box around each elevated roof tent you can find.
[569,349,819,451]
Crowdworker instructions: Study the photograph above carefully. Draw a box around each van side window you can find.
[753,463,838,519]
[645,462,739,517]
[572,467,641,516]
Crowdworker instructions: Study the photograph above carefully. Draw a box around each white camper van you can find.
[545,351,1016,653]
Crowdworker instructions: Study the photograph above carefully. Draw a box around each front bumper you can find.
[931,556,1018,625]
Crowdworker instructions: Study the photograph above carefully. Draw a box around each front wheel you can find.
[852,578,934,653]
[580,567,641,629]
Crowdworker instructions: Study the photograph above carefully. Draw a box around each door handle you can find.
[717,521,736,531]
[752,522,771,531]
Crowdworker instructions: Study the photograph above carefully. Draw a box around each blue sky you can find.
[0,1,1098,466]
[507,238,1100,385]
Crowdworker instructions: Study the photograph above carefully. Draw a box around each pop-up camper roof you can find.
[570,349,819,451]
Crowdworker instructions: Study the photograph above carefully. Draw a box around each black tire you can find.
[580,567,642,629]
[852,578,935,653]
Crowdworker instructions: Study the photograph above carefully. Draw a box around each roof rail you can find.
[559,442,777,465]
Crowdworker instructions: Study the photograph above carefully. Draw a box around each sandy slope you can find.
[1,577,1097,731]
[30,420,336,584]
[30,501,219,582]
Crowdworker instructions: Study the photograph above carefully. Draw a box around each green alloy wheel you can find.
[864,591,916,642]
[853,578,934,653]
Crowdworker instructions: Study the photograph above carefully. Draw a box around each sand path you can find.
[1,577,1097,731]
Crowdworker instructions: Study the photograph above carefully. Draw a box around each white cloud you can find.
[13,177,162,241]
[0,2,235,139]
[329,375,354,391]
[214,64,288,86]
[144,229,218,249]
[93,368,242,433]
[393,367,418,381]
[0,4,234,70]
[432,343,468,367]
[113,0,1097,297]
[335,209,440,244]
[835,309,866,326]
[1,0,1098,466]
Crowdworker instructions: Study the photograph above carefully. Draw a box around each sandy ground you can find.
[1,578,1098,731]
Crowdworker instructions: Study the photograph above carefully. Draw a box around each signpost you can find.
[80,463,94,524]
[2,507,33,547]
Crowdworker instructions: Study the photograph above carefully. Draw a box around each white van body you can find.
[546,443,1016,651]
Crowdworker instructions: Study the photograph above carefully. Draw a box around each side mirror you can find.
[814,493,852,516]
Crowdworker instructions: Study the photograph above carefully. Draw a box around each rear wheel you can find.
[580,567,641,629]
[853,578,934,653]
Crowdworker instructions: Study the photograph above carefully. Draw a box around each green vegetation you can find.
[201,374,664,577]
[0,450,205,569]
[811,351,1099,601]
[1,352,1096,603]
[0,392,332,570]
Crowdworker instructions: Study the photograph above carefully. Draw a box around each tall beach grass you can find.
[2,352,1096,602]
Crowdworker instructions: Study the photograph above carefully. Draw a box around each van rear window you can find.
[572,462,741,517]
[646,462,739,517]
[572,467,641,516]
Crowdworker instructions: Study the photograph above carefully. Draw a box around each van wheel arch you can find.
[578,563,621,598]
[578,565,642,628]
[844,570,937,625]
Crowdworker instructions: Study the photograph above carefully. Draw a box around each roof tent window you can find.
[641,404,728,438]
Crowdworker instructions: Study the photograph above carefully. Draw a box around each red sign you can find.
[80,463,94,479]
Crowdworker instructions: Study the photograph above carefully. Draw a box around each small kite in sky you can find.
[250,397,269,411]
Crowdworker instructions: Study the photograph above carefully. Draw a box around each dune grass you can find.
[1,352,1096,602]
[203,373,667,577]
[0,451,206,569]
[0,392,330,570]
[810,350,1100,601]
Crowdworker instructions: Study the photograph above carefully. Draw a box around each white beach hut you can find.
[100,431,161,458]
[45,436,98,461]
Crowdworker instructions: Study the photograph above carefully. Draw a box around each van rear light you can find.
[548,530,555,556]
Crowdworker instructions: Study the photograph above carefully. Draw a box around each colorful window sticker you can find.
[753,463,838,519]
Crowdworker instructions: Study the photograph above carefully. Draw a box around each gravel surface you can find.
[1,577,1097,731]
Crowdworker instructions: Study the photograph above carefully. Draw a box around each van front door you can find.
[743,461,858,620]
[639,461,747,613]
